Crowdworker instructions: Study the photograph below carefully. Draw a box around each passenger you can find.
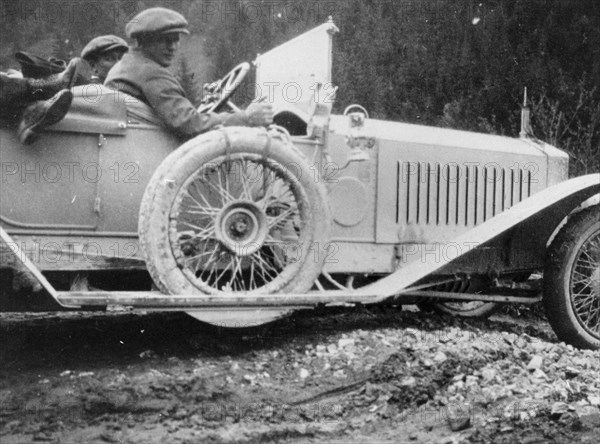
[81,35,128,84]
[0,35,125,144]
[0,60,79,144]
[105,7,273,139]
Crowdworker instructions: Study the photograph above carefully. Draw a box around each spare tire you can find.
[139,127,331,296]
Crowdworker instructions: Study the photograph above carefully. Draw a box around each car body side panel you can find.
[1,91,179,272]
[1,84,180,237]
[96,127,177,233]
[2,234,145,271]
[0,127,100,229]
[323,132,378,243]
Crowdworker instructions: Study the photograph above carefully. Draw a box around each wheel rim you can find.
[570,228,600,339]
[439,301,493,313]
[426,278,495,315]
[169,154,307,293]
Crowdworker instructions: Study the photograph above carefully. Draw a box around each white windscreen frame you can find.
[255,20,339,114]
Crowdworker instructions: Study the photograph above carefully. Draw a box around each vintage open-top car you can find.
[1,21,599,349]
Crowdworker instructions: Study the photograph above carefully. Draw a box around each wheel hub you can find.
[215,202,268,256]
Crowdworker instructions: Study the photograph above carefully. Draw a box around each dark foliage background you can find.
[1,0,598,174]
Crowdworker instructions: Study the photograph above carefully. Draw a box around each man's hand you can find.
[244,102,274,127]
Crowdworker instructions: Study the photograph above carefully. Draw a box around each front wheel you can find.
[544,207,600,350]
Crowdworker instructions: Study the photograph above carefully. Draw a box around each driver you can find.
[105,7,273,139]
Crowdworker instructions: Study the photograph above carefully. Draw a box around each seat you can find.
[125,95,164,127]
[48,84,128,135]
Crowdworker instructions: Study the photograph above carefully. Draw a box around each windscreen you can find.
[255,20,338,115]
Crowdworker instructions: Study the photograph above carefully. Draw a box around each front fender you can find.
[574,193,600,212]
[358,174,600,298]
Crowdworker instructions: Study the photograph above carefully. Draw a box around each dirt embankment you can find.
[1,307,599,443]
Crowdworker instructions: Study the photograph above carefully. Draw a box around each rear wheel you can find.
[544,207,600,350]
[417,277,497,318]
[139,127,331,299]
[426,301,498,318]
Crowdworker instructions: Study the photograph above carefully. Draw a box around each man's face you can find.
[92,50,126,81]
[140,34,180,67]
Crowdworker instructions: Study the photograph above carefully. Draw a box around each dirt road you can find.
[1,305,599,443]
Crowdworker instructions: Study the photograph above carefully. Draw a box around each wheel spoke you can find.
[248,254,271,283]
[179,220,216,239]
[591,310,600,333]
[585,303,599,328]
[258,244,285,269]
[220,162,231,202]
[183,188,219,214]
[267,206,298,230]
[213,255,235,290]
[184,242,219,273]
[198,244,223,282]
[183,248,215,267]
[185,206,220,217]
[573,276,591,285]
[238,160,256,201]
[258,168,277,203]
[573,270,593,283]
[263,236,290,245]
[168,151,316,293]
[229,256,244,291]
[191,224,216,241]
[248,259,257,290]
[574,295,595,311]
[579,249,597,267]
[573,278,594,295]
[198,170,236,205]
[249,250,279,282]
[269,185,294,207]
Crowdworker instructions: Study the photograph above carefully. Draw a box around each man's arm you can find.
[142,70,231,138]
[141,67,273,138]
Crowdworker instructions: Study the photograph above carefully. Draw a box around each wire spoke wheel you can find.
[170,155,305,292]
[139,127,330,300]
[569,230,600,337]
[544,207,600,350]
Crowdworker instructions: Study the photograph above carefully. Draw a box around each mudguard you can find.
[361,173,600,298]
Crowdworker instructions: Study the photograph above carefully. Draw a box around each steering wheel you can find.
[197,62,250,114]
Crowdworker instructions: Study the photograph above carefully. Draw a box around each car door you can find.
[0,126,100,231]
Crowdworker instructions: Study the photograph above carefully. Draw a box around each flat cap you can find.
[126,7,190,39]
[81,35,128,60]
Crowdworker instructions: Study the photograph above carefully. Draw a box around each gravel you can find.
[0,306,598,443]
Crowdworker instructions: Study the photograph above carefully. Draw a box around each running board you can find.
[56,290,541,309]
